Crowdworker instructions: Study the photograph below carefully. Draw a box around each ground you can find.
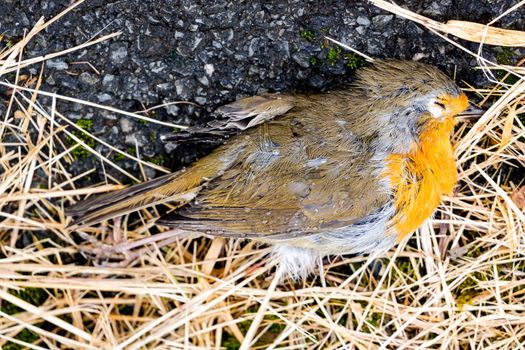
[1,0,523,182]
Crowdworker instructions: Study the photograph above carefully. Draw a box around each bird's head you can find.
[353,60,481,153]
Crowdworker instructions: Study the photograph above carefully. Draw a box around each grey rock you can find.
[125,133,147,147]
[97,93,113,103]
[195,96,207,105]
[197,75,209,86]
[204,64,215,77]
[46,75,55,85]
[102,74,118,92]
[164,103,180,116]
[248,38,260,57]
[356,16,371,27]
[109,43,129,65]
[373,15,394,27]
[149,61,168,74]
[156,82,173,92]
[292,51,311,68]
[46,59,68,70]
[356,26,366,35]
[120,118,134,133]
[174,79,191,99]
[79,72,100,86]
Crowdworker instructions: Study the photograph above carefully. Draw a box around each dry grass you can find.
[1,1,525,349]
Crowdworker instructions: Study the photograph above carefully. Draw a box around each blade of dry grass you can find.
[369,0,525,46]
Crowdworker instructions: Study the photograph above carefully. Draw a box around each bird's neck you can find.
[385,117,457,240]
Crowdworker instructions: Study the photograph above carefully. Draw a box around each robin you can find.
[67,60,482,277]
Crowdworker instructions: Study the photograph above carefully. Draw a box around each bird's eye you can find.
[434,101,446,109]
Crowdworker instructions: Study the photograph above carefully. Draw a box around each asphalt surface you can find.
[1,0,523,183]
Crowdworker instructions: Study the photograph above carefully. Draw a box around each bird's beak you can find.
[457,103,485,119]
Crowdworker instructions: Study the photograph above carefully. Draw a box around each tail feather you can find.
[66,137,244,228]
[67,166,211,228]
[66,172,177,217]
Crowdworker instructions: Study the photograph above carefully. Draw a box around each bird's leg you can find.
[79,227,190,266]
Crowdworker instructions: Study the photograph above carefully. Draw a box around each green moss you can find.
[309,56,318,66]
[496,48,514,65]
[0,288,49,349]
[265,314,285,333]
[343,53,365,70]
[66,118,95,159]
[3,328,40,350]
[149,132,157,142]
[67,135,96,159]
[326,47,342,65]
[454,272,486,307]
[365,312,382,331]
[114,152,126,161]
[465,245,483,259]
[397,259,414,275]
[299,30,315,42]
[75,118,94,129]
[495,48,519,85]
[222,334,241,350]
[221,316,252,350]
[147,154,166,166]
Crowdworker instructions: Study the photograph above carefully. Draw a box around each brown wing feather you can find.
[67,94,296,228]
[158,94,390,239]
[162,94,296,144]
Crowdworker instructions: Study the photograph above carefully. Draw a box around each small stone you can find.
[356,16,371,27]
[248,38,259,57]
[102,74,118,92]
[120,118,133,133]
[197,75,209,86]
[19,12,30,26]
[308,75,326,89]
[125,134,143,147]
[156,82,173,92]
[174,79,191,99]
[79,72,99,86]
[292,51,311,68]
[46,59,68,70]
[110,43,129,65]
[195,96,207,105]
[97,93,113,103]
[46,75,55,85]
[126,133,149,148]
[164,103,180,116]
[373,15,394,27]
[149,61,167,74]
[204,64,215,76]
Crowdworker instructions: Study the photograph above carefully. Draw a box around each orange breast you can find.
[385,117,458,240]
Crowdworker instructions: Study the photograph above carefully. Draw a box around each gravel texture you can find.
[1,0,524,183]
